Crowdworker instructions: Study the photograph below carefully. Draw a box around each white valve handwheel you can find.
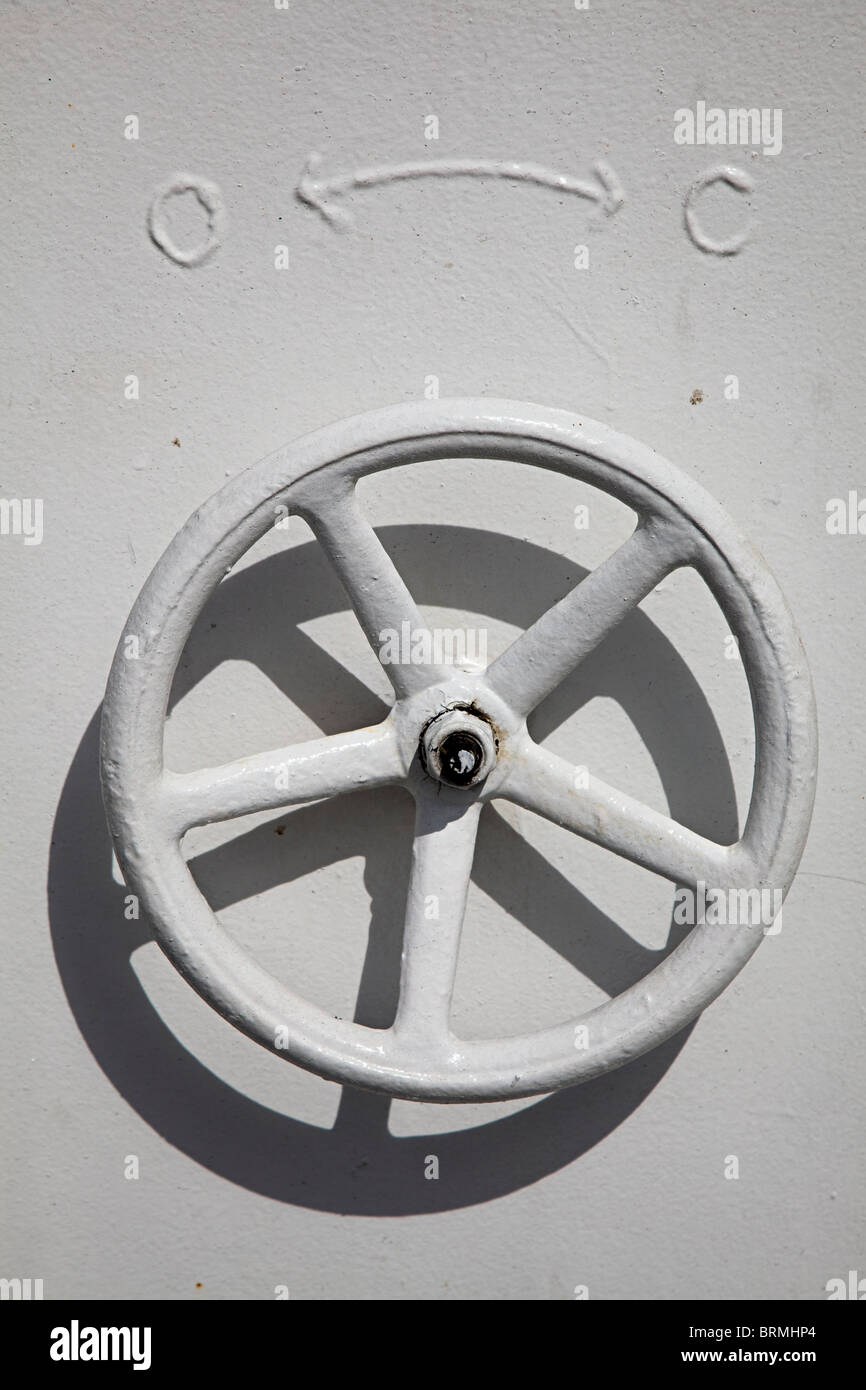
[100,400,817,1102]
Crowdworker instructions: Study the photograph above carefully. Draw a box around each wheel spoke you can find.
[499,739,740,890]
[163,721,403,834]
[392,789,482,1044]
[486,518,684,716]
[296,482,448,698]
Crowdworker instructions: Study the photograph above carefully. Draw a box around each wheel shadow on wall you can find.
[48,525,740,1214]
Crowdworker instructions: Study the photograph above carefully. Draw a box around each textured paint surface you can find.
[1,0,864,1301]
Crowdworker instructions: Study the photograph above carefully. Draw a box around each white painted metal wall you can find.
[2,0,863,1300]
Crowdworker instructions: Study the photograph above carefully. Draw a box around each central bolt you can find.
[438,731,484,787]
[419,707,498,789]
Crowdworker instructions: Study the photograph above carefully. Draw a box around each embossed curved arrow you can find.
[296,151,625,229]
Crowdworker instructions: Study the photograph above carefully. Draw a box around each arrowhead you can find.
[296,153,353,230]
[592,160,625,215]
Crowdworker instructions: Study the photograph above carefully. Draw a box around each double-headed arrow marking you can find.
[296,151,625,230]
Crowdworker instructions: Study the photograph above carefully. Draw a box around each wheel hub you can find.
[419,707,498,788]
